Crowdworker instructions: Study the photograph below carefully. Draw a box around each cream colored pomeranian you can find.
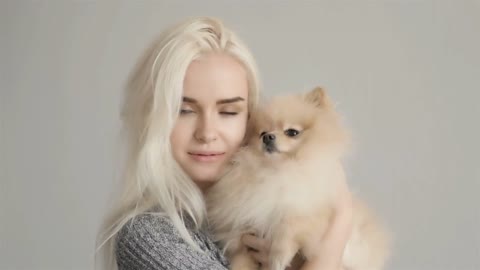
[206,87,389,270]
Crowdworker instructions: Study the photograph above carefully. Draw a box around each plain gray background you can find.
[2,0,479,269]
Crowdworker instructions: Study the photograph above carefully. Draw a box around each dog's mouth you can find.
[262,143,278,154]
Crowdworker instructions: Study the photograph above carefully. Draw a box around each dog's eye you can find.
[284,129,300,137]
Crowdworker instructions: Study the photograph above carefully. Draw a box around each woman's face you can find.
[170,53,249,191]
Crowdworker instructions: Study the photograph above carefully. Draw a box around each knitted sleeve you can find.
[115,213,229,270]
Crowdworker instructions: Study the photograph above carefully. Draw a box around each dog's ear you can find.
[305,86,333,108]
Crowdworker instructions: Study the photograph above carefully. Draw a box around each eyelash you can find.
[179,110,238,116]
[180,109,194,114]
[220,112,238,116]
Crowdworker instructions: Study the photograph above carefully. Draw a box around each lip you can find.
[188,151,226,162]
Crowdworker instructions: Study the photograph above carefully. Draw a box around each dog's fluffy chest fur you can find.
[206,151,343,241]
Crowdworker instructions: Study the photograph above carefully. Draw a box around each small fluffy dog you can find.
[206,87,389,270]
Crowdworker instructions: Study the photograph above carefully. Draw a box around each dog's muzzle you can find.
[262,133,277,153]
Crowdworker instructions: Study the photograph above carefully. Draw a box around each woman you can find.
[96,17,353,270]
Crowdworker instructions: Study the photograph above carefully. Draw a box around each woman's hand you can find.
[241,234,270,267]
[241,233,304,270]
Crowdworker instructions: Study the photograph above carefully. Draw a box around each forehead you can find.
[183,53,248,102]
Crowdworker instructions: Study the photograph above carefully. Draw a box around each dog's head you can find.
[246,87,349,162]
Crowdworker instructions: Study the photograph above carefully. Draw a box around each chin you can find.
[191,171,219,183]
[192,176,216,183]
[206,87,390,270]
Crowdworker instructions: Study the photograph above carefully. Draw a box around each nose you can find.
[194,114,217,143]
[262,133,276,144]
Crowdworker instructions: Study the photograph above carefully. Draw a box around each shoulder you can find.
[116,212,193,261]
[117,212,178,243]
[115,213,183,270]
[115,212,229,270]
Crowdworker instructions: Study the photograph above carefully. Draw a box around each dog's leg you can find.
[268,227,299,270]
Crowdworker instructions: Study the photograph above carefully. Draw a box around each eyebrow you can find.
[182,96,245,105]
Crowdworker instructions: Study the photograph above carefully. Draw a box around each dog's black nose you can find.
[262,133,276,144]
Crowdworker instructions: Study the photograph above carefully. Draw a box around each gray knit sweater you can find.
[115,212,229,270]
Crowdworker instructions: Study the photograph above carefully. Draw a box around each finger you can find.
[242,234,268,252]
[248,250,269,266]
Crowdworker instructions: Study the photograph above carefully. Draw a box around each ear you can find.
[305,86,332,108]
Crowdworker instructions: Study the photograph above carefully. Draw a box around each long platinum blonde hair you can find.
[95,17,260,269]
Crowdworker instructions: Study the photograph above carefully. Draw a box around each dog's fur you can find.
[206,87,389,270]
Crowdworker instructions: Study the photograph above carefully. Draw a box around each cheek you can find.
[282,138,303,153]
[275,136,296,151]
[221,116,248,147]
[170,120,193,153]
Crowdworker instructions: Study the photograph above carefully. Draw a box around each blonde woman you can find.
[96,17,353,270]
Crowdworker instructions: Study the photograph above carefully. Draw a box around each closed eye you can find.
[180,109,195,114]
[220,112,238,115]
